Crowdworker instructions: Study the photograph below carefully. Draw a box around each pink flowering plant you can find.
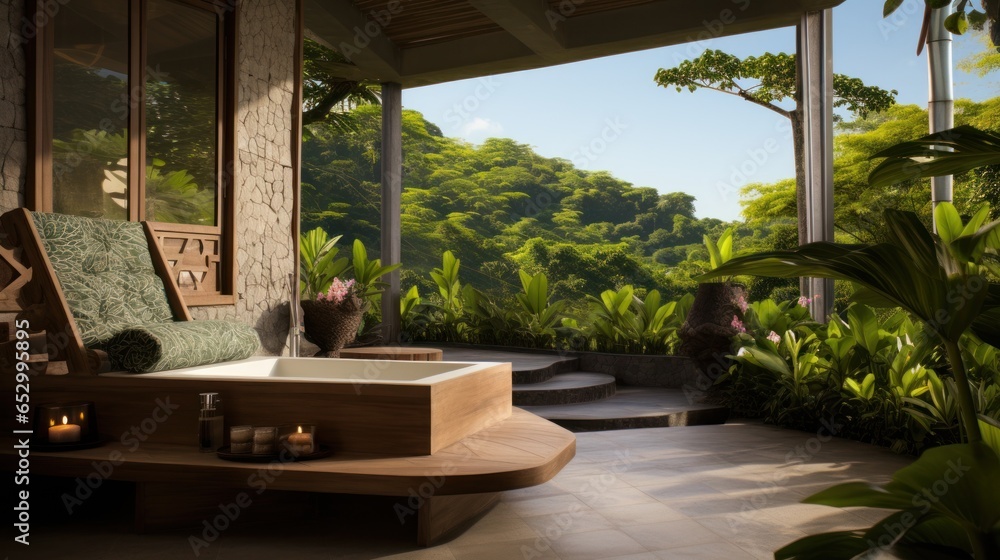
[317,277,361,305]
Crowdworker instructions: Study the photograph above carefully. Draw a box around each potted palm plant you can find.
[299,227,402,353]
[678,227,748,371]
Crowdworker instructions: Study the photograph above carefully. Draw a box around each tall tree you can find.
[654,50,897,246]
[302,38,381,130]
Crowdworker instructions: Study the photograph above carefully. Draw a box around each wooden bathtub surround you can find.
[20,361,513,456]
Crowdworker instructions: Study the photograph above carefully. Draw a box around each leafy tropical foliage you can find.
[705,204,1000,445]
[299,227,349,300]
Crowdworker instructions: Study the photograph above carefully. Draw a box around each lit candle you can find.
[48,416,81,444]
[286,426,314,455]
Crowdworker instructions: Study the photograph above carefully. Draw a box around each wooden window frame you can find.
[26,0,239,307]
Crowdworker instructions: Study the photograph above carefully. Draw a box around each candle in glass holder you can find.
[285,425,314,455]
[48,416,81,444]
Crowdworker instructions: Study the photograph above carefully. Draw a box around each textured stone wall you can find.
[0,0,27,212]
[190,0,296,356]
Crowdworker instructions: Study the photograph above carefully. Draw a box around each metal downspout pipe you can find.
[927,5,954,217]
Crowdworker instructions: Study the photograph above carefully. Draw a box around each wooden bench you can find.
[339,346,444,361]
[7,408,574,545]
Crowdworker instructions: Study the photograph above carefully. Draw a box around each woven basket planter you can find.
[678,282,747,374]
[301,296,365,358]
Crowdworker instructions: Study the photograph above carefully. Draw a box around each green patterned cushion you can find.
[30,212,175,347]
[105,321,261,373]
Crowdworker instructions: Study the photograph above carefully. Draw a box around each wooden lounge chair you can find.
[0,208,259,375]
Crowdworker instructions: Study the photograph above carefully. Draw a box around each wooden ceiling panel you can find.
[546,0,656,19]
[352,0,503,47]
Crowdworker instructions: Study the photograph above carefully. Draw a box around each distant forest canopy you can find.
[301,97,1000,306]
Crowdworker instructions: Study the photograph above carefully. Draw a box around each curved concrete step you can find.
[519,387,730,432]
[512,373,616,406]
[437,345,580,384]
[512,357,580,384]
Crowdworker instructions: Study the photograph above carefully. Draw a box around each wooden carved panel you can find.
[152,229,223,302]
[0,220,31,313]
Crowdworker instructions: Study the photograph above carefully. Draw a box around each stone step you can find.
[519,387,730,432]
[512,373,616,406]
[436,345,580,384]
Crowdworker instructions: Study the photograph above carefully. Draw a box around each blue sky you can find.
[402,0,997,222]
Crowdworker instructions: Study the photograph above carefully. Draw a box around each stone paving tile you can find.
[546,529,647,560]
[22,422,914,560]
[619,519,721,550]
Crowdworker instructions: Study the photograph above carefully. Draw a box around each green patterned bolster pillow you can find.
[106,321,261,373]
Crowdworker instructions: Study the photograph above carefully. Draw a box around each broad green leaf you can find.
[869,126,1000,188]
[718,228,734,263]
[848,303,881,355]
[865,511,972,556]
[518,269,532,294]
[883,0,904,16]
[952,219,1000,264]
[978,415,1000,457]
[735,346,790,376]
[704,233,723,270]
[802,481,915,510]
[774,530,870,559]
[934,203,964,245]
[944,10,968,34]
[889,443,1000,532]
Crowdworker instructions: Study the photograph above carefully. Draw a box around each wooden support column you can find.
[380,82,403,343]
[797,10,835,322]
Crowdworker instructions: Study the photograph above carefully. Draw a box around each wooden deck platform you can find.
[8,408,575,545]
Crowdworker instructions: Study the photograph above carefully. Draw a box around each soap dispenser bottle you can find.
[198,392,224,452]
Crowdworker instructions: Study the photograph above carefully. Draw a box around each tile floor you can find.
[15,421,912,560]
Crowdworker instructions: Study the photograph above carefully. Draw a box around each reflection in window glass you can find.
[52,0,129,219]
[145,0,219,226]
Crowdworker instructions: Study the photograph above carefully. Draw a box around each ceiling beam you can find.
[564,0,812,52]
[466,0,566,57]
[304,0,401,81]
[311,60,366,80]
[401,31,536,86]
[306,0,847,88]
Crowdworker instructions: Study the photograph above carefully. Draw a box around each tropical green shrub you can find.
[588,286,691,354]
[512,271,569,348]
[300,227,349,300]
[719,297,993,454]
[704,204,1000,446]
[300,227,400,339]
[401,250,698,354]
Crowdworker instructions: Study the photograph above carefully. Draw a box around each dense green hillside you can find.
[301,105,733,304]
[301,99,1000,308]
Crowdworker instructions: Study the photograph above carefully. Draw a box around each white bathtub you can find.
[101,356,498,384]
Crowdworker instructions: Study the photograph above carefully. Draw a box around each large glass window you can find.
[145,0,219,226]
[51,0,129,219]
[32,0,237,304]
